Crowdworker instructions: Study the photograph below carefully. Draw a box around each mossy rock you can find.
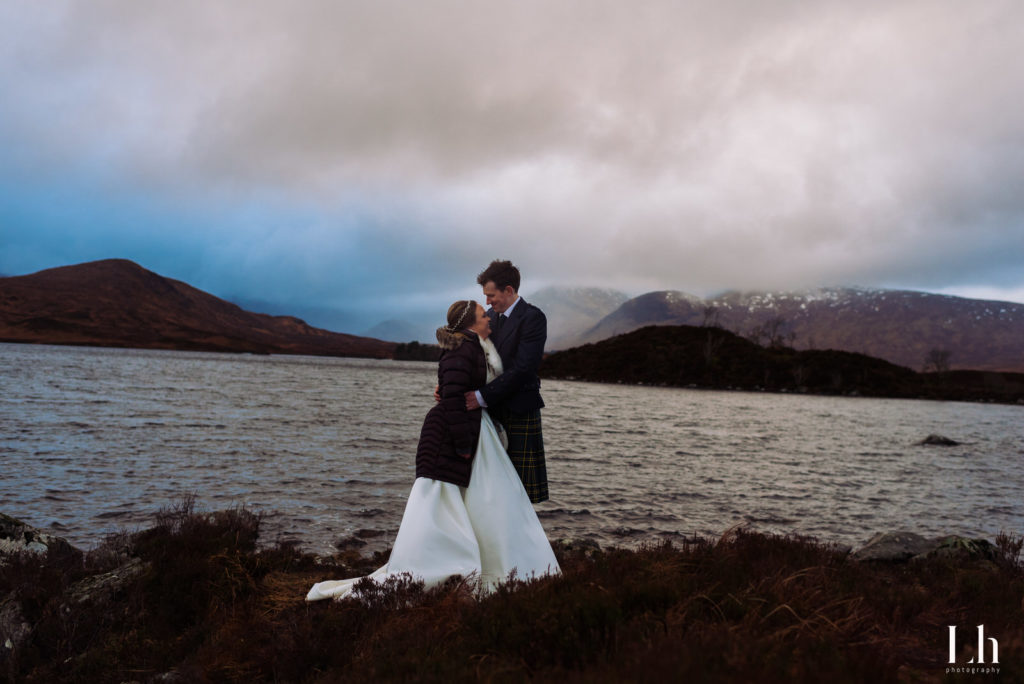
[919,535,996,562]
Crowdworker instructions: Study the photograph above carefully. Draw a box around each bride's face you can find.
[467,303,491,339]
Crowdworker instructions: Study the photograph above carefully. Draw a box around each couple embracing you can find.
[307,260,559,600]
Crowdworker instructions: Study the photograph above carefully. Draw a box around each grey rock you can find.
[65,557,149,606]
[355,528,386,538]
[851,531,936,562]
[917,434,961,446]
[852,531,998,563]
[915,535,996,562]
[0,512,79,562]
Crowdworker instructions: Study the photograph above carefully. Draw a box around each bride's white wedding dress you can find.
[307,336,560,601]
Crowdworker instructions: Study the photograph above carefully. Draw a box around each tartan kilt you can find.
[495,408,548,503]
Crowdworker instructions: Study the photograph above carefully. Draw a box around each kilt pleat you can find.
[497,408,548,503]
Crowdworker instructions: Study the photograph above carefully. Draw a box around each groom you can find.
[465,259,549,503]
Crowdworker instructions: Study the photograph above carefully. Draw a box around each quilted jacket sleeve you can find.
[437,342,480,456]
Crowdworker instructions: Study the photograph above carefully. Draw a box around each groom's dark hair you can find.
[476,259,521,292]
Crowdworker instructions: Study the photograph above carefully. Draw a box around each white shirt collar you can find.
[500,295,521,318]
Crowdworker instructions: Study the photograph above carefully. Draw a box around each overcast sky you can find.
[2,1,1023,332]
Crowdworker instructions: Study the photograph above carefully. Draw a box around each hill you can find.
[528,285,631,350]
[541,324,1024,405]
[0,259,396,358]
[561,287,1024,373]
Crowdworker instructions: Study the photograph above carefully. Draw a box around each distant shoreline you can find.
[0,338,389,360]
[545,372,1024,407]
[5,336,1022,406]
[539,324,1024,407]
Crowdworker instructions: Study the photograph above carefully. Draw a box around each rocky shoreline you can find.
[3,503,1005,565]
[2,509,1005,570]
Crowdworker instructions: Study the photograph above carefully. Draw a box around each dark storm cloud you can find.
[2,0,1023,318]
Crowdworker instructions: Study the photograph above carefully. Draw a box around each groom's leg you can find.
[502,409,549,504]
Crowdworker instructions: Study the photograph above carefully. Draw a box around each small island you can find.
[540,325,1024,405]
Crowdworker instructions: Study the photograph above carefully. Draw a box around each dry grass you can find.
[2,500,1022,683]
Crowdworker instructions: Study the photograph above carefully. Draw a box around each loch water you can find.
[2,342,1022,556]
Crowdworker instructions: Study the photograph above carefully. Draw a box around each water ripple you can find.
[2,342,1023,556]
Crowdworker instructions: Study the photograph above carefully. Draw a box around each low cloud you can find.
[2,0,1023,321]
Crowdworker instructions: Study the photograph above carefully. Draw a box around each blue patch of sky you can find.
[0,170,462,334]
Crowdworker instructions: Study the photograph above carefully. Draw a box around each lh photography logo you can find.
[947,624,1001,676]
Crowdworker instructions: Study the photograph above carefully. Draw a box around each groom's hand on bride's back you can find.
[464,392,481,410]
[434,384,441,402]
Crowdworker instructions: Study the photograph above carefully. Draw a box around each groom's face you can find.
[482,281,516,313]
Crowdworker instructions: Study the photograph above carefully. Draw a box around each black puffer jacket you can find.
[415,332,486,486]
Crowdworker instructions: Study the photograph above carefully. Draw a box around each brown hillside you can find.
[0,259,395,358]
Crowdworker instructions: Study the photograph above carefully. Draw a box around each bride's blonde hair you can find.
[436,300,478,349]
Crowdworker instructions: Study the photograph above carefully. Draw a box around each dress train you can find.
[306,410,559,601]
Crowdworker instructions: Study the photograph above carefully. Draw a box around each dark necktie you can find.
[494,313,507,335]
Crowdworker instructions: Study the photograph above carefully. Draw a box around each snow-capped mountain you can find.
[558,287,1024,372]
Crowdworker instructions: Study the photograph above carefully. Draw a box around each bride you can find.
[307,300,560,601]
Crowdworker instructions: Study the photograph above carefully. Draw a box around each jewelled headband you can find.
[444,300,475,333]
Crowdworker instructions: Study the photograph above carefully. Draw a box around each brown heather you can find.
[2,498,1022,683]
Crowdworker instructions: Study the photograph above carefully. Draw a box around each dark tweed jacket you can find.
[415,332,487,486]
[479,298,545,414]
